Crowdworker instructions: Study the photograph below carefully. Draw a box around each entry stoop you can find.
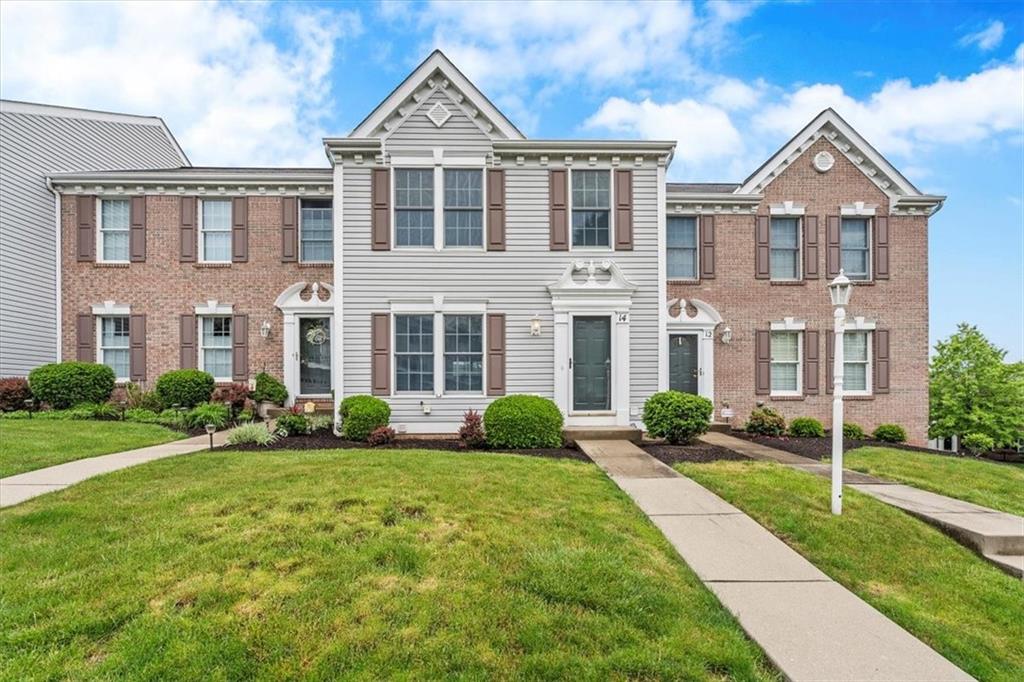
[563,426,642,446]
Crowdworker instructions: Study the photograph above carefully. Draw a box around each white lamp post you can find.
[827,270,853,515]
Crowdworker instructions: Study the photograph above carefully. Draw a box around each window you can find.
[395,314,433,392]
[200,316,232,379]
[770,331,801,395]
[840,218,870,280]
[667,216,698,279]
[444,315,482,392]
[770,217,801,280]
[99,316,129,379]
[300,199,333,262]
[444,169,483,247]
[572,169,610,247]
[99,199,130,262]
[395,169,434,247]
[200,200,232,262]
[844,331,871,394]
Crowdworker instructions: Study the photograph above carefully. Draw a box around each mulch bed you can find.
[642,441,751,465]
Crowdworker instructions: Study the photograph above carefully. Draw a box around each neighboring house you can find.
[0,100,188,376]
[46,51,944,443]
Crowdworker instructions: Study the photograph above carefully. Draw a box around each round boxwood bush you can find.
[745,406,786,436]
[155,369,215,409]
[642,391,713,444]
[872,423,907,443]
[484,395,563,449]
[788,417,826,438]
[842,422,866,440]
[252,372,288,406]
[339,395,391,441]
[961,432,995,456]
[28,362,115,409]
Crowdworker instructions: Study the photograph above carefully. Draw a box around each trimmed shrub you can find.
[212,382,252,410]
[185,402,230,430]
[276,412,310,437]
[339,395,391,441]
[843,422,867,440]
[368,426,396,446]
[642,391,713,445]
[125,408,160,423]
[253,372,288,406]
[459,409,486,448]
[307,414,333,432]
[788,417,826,438]
[745,407,786,436]
[961,433,994,456]
[28,362,115,409]
[124,382,163,411]
[226,422,279,447]
[155,369,214,409]
[873,423,907,443]
[0,377,32,412]
[484,395,563,449]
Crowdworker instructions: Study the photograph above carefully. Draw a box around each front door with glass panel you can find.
[299,317,331,395]
[572,316,611,411]
[669,334,699,394]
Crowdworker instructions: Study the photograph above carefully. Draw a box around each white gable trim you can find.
[382,85,497,144]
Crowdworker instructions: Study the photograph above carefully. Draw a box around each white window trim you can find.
[666,215,700,281]
[769,216,803,282]
[770,317,806,331]
[194,300,233,316]
[198,198,232,264]
[770,329,803,397]
[769,201,806,216]
[843,330,873,397]
[840,202,877,216]
[568,166,615,252]
[840,216,873,281]
[298,197,333,264]
[96,198,130,264]
[96,315,130,382]
[91,300,131,316]
[197,315,233,382]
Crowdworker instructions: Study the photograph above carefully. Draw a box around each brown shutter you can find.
[874,216,889,280]
[371,168,390,251]
[486,313,506,396]
[129,196,146,262]
[179,197,197,262]
[699,215,716,279]
[826,330,835,394]
[231,197,248,262]
[804,330,819,395]
[76,313,94,361]
[804,215,820,279]
[76,196,95,262]
[549,169,568,250]
[614,169,633,250]
[826,215,841,278]
[754,215,770,279]
[129,313,146,381]
[179,314,197,369]
[486,169,506,251]
[232,314,248,381]
[755,329,770,395]
[371,313,390,395]
[873,329,890,394]
[281,197,298,262]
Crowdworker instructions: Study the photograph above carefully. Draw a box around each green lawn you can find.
[676,460,1024,682]
[0,420,183,478]
[0,450,775,680]
[841,446,1024,516]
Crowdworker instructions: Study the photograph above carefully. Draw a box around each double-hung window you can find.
[395,169,434,247]
[200,316,232,380]
[770,217,801,280]
[444,169,483,247]
[200,199,232,262]
[840,218,871,280]
[572,170,610,247]
[844,331,871,394]
[395,314,434,392]
[300,198,333,262]
[99,199,130,262]
[444,315,482,392]
[99,316,130,380]
[770,331,802,395]
[667,216,698,279]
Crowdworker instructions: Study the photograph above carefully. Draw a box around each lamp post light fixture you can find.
[827,270,853,515]
[205,423,216,450]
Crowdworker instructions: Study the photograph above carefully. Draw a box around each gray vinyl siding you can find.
[385,89,496,153]
[0,104,184,375]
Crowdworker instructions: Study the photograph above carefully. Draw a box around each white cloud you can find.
[959,20,1005,51]
[706,78,765,111]
[0,1,361,166]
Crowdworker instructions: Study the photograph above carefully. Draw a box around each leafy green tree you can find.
[929,324,1024,447]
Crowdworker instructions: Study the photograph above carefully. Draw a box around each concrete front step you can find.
[984,552,1024,578]
[563,426,642,445]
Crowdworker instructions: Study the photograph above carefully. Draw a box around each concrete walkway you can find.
[0,431,228,508]
[578,440,971,681]
[702,431,1024,578]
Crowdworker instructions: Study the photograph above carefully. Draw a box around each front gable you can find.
[385,87,495,151]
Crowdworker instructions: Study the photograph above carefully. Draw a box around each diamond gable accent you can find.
[427,102,452,128]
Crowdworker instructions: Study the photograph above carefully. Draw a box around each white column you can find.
[699,328,715,402]
[831,305,846,515]
[615,311,631,425]
[553,311,569,416]
[282,313,297,405]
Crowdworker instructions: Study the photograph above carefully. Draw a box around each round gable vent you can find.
[813,150,835,173]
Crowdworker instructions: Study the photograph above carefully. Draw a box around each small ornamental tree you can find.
[929,324,1024,448]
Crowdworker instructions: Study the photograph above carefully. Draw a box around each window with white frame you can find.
[770,217,801,280]
[770,331,802,395]
[444,169,483,247]
[99,316,130,379]
[395,314,434,392]
[99,199,130,262]
[200,316,232,379]
[667,216,698,279]
[840,218,871,280]
[444,314,482,392]
[395,169,434,247]
[200,199,232,262]
[572,169,610,247]
[300,198,333,262]
[844,331,871,394]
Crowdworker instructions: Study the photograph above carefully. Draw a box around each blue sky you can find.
[2,1,1022,359]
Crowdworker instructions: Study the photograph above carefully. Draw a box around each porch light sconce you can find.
[720,326,733,344]
[259,320,271,339]
[530,315,542,337]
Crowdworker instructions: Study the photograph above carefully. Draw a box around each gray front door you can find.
[299,317,331,395]
[669,334,698,394]
[573,316,611,411]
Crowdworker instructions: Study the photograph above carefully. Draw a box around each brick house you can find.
[47,51,943,443]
